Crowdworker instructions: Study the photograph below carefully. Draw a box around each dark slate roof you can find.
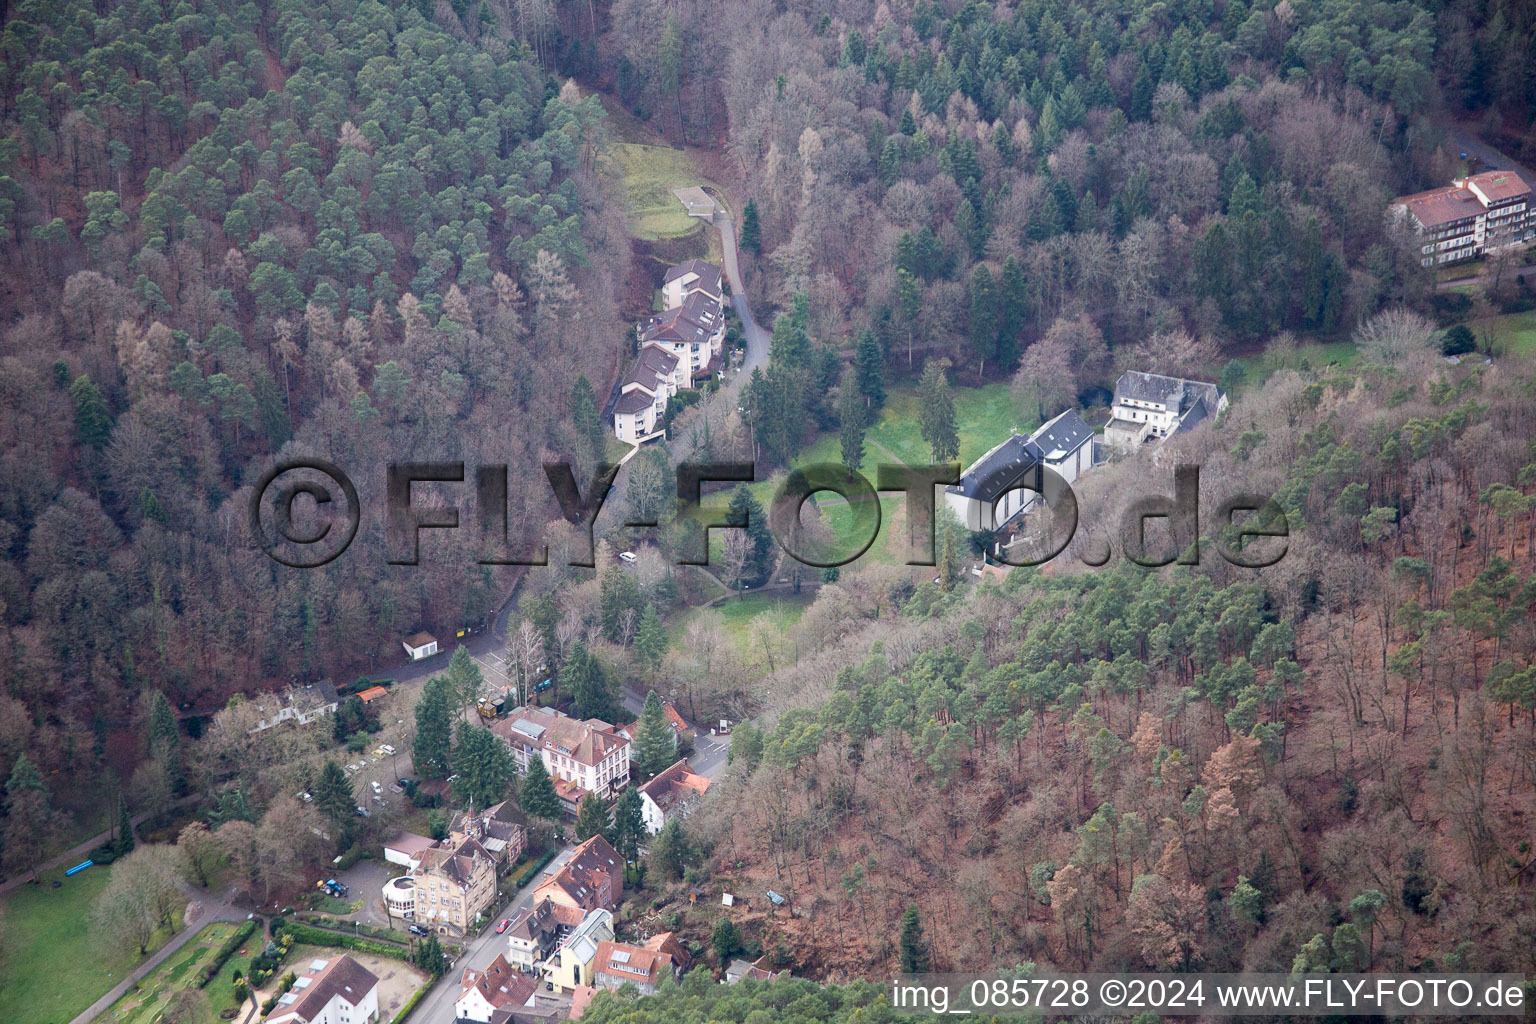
[620,344,679,393]
[1113,371,1223,415]
[663,259,722,295]
[952,434,1044,503]
[1032,409,1092,461]
[641,292,722,346]
[613,390,653,416]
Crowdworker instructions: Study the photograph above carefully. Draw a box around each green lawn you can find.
[1472,309,1536,358]
[91,921,249,1024]
[601,143,712,241]
[0,866,181,1024]
[1232,339,1359,384]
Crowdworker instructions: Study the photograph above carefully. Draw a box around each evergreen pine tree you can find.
[313,759,356,848]
[649,818,691,880]
[633,604,668,680]
[573,793,608,842]
[608,786,645,862]
[711,917,741,962]
[899,903,930,971]
[70,374,112,450]
[852,327,886,410]
[967,265,998,375]
[726,484,774,585]
[837,365,867,474]
[451,723,514,808]
[739,199,761,255]
[917,360,959,465]
[146,689,183,793]
[634,690,677,777]
[519,755,562,821]
[565,643,616,722]
[569,374,605,469]
[445,644,484,715]
[114,792,136,856]
[413,675,455,779]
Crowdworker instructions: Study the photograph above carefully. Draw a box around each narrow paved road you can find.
[710,203,770,394]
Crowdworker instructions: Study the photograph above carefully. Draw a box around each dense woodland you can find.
[4,0,1536,994]
[0,0,632,813]
[684,351,1536,979]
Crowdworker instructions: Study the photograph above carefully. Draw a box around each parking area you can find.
[329,858,399,928]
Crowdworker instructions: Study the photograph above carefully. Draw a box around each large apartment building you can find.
[613,259,728,442]
[492,707,631,815]
[1394,170,1533,267]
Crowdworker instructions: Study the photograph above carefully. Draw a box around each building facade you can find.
[1102,371,1227,451]
[1394,170,1533,267]
[544,908,615,993]
[412,836,498,936]
[493,708,631,814]
[530,834,624,915]
[266,955,379,1024]
[636,759,711,835]
[944,409,1095,533]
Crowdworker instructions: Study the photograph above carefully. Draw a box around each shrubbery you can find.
[197,920,258,987]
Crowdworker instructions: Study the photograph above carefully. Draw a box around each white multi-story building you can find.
[612,343,683,443]
[266,955,379,1024]
[1394,169,1533,267]
[492,708,631,816]
[1102,371,1227,451]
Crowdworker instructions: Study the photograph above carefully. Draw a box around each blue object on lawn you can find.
[65,859,93,876]
[765,889,785,905]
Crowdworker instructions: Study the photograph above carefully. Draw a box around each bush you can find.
[197,920,258,987]
[1441,324,1477,356]
[272,921,411,961]
[336,845,371,871]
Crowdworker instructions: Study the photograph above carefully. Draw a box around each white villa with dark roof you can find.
[1102,371,1227,451]
[944,408,1095,533]
[265,954,379,1024]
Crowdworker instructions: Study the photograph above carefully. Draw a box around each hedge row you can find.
[197,920,258,987]
[273,921,410,961]
[388,986,427,1024]
[295,912,409,945]
[506,848,556,890]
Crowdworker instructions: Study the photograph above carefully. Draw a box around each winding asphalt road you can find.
[710,202,771,393]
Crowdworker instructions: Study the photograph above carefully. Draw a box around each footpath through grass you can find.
[91,921,248,1024]
[0,866,180,1024]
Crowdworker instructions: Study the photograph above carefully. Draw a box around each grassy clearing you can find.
[1472,309,1536,358]
[1233,339,1359,385]
[0,866,180,1024]
[91,921,248,1024]
[602,143,711,242]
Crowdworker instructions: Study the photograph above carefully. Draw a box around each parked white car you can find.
[618,551,637,563]
[370,780,382,794]
[381,744,396,755]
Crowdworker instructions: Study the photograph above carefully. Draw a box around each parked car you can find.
[495,918,511,933]
[409,924,429,937]
[381,744,396,755]
[298,792,313,803]
[618,551,637,562]
[370,781,382,794]
[355,805,371,817]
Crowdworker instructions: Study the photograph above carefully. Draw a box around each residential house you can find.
[382,832,437,873]
[249,684,339,734]
[505,897,586,971]
[612,344,683,443]
[545,908,616,993]
[265,954,379,1024]
[671,187,716,220]
[449,800,527,869]
[723,955,790,985]
[412,836,498,936]
[590,939,677,995]
[403,632,439,661]
[493,708,631,816]
[943,410,1093,534]
[636,759,711,835]
[1394,170,1533,266]
[1102,371,1227,451]
[640,291,727,383]
[455,954,538,1023]
[661,259,723,308]
[530,834,624,915]
[615,702,690,750]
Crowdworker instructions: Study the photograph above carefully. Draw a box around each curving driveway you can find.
[710,203,770,394]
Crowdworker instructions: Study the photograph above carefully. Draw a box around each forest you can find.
[3,0,1536,1001]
